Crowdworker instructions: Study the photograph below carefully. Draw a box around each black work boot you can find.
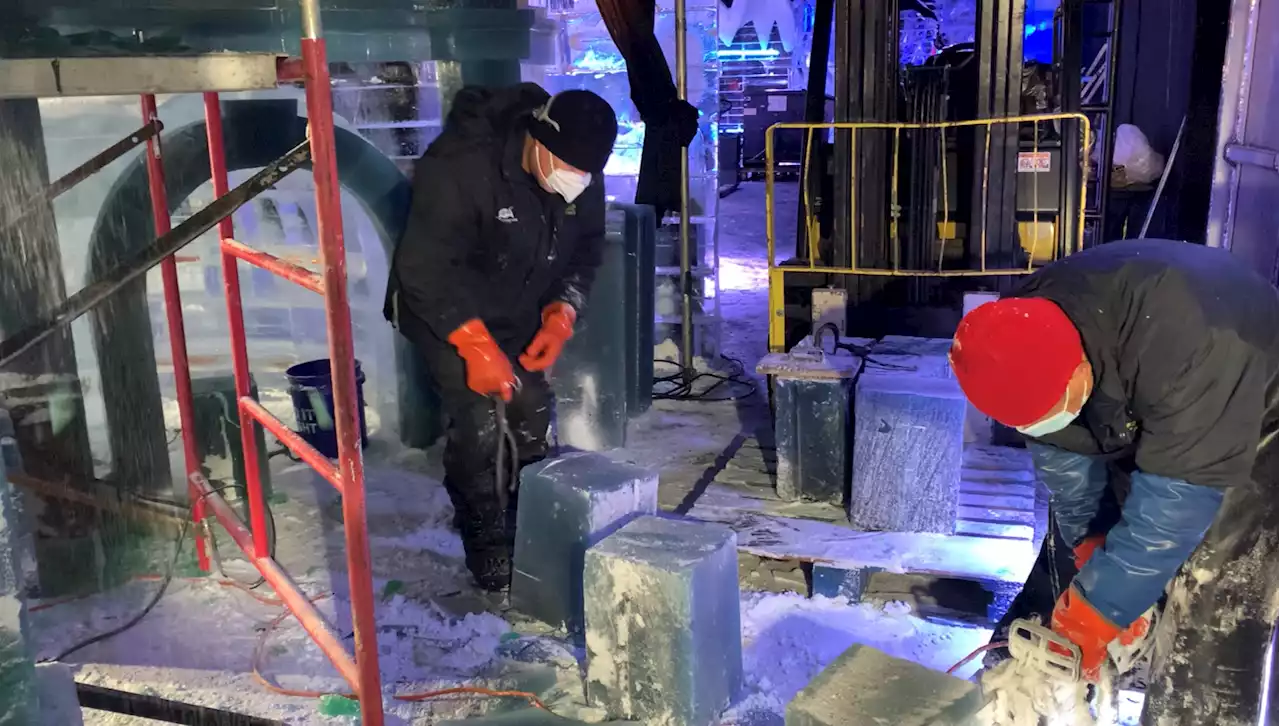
[458,509,515,592]
[466,544,513,592]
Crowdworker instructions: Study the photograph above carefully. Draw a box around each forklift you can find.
[773,0,1107,350]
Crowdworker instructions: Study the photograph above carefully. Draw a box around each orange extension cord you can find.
[948,641,1010,675]
[34,576,549,712]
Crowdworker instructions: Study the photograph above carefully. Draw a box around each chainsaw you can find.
[1006,603,1161,684]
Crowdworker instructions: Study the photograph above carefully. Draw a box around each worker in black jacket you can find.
[384,84,618,591]
[949,239,1277,724]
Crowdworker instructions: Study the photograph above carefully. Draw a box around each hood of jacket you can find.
[428,83,551,159]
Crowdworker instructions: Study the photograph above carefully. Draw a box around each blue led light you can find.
[1024,20,1053,36]
[715,47,781,59]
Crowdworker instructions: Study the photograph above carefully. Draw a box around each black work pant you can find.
[408,321,553,559]
[993,415,1278,724]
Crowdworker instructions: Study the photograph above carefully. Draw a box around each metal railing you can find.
[764,113,1092,351]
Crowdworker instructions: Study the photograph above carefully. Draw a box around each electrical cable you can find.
[36,567,551,712]
[493,395,520,514]
[40,517,190,664]
[33,501,551,715]
[809,324,920,373]
[39,484,247,663]
[205,481,278,591]
[134,482,278,591]
[249,590,550,711]
[948,641,1010,675]
[653,355,758,402]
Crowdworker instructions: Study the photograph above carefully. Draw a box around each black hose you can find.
[493,398,520,513]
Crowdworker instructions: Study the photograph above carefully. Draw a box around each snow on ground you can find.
[28,184,1071,724]
[726,593,992,725]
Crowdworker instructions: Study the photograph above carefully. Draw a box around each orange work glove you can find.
[1072,534,1107,571]
[1050,586,1152,681]
[448,320,517,402]
[519,302,576,372]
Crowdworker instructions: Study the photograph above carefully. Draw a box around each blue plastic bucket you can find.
[285,359,369,459]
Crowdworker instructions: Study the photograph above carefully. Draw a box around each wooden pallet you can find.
[683,443,1042,587]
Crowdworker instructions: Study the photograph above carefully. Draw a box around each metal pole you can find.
[1139,115,1187,239]
[204,91,270,562]
[0,121,161,234]
[297,0,384,722]
[675,0,694,379]
[189,472,364,692]
[140,94,209,573]
[796,0,835,262]
[299,0,323,41]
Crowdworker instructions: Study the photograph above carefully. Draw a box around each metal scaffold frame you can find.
[0,1,384,721]
[194,4,385,722]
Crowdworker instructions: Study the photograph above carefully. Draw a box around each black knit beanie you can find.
[528,90,619,175]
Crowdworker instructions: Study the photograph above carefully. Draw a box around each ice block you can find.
[511,452,658,631]
[0,465,34,725]
[759,346,863,503]
[32,664,83,726]
[785,644,986,726]
[850,371,965,534]
[584,516,742,726]
[552,208,631,451]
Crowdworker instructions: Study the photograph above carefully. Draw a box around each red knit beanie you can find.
[949,297,1084,427]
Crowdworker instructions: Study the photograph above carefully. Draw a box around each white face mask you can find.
[1015,359,1092,438]
[538,146,591,203]
[1016,406,1081,437]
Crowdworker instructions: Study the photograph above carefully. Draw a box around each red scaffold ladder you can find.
[138,1,385,722]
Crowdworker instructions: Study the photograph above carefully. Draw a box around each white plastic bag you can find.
[1112,124,1165,185]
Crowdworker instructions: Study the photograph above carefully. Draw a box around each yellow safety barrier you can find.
[765,113,1092,351]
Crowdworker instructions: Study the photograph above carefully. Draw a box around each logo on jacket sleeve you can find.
[497,207,518,224]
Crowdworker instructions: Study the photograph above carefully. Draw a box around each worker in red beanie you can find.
[950,239,1277,725]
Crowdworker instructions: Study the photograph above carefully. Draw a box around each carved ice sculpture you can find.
[719,0,799,52]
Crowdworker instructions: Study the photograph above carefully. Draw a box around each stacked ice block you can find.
[849,336,965,533]
[510,452,658,631]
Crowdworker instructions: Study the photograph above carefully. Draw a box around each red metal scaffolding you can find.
[138,1,386,722]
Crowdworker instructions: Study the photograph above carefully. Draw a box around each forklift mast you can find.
[787,0,1098,344]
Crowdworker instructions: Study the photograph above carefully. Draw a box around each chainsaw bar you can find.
[1007,618,1083,683]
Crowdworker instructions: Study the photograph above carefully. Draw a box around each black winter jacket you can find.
[1010,239,1278,490]
[384,84,607,354]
